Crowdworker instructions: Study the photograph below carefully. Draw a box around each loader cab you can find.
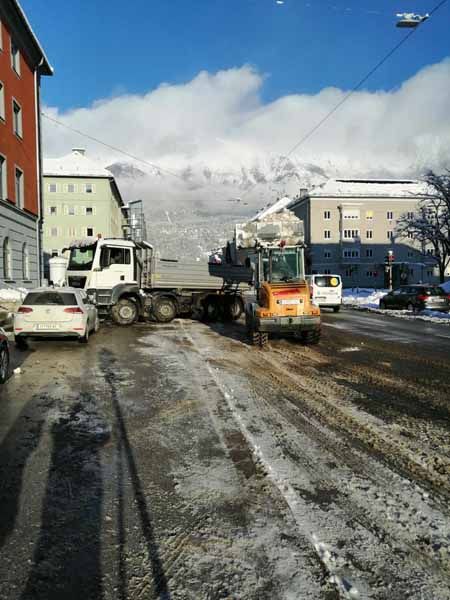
[259,246,305,285]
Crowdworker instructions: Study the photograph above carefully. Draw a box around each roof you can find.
[10,0,53,75]
[301,178,429,199]
[44,150,114,178]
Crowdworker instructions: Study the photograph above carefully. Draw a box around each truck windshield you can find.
[68,244,97,271]
[264,249,303,283]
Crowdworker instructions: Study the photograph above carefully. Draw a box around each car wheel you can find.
[379,300,386,310]
[0,344,10,384]
[15,337,28,351]
[79,326,89,344]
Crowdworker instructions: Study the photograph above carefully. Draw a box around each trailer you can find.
[64,237,244,325]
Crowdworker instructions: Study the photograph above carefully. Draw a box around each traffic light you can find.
[385,250,394,264]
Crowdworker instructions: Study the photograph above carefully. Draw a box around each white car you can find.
[306,274,343,312]
[14,287,99,348]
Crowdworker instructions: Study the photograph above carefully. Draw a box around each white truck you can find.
[64,237,244,325]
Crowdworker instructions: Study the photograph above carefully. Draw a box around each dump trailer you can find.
[209,209,321,346]
[64,237,244,325]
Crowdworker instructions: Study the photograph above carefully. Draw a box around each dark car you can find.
[0,327,10,384]
[379,285,450,312]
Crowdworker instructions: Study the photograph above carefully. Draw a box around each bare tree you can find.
[396,171,450,283]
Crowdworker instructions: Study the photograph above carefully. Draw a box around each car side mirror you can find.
[87,294,96,304]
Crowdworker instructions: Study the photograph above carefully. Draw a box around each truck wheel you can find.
[153,297,177,323]
[203,297,220,322]
[333,305,341,313]
[112,298,138,326]
[225,296,244,321]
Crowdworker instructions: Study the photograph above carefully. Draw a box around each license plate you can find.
[278,299,302,305]
[36,323,58,330]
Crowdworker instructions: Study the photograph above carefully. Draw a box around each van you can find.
[306,274,342,312]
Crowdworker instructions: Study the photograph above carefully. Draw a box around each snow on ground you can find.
[343,287,450,325]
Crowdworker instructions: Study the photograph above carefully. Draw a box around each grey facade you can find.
[289,179,439,288]
[1,199,39,289]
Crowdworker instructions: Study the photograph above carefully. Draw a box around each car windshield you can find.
[23,292,78,306]
[68,244,97,271]
[266,249,302,283]
[314,275,341,288]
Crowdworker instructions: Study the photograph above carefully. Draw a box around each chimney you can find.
[299,188,308,198]
[72,147,86,156]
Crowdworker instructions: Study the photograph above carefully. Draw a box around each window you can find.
[323,269,331,275]
[49,183,57,193]
[366,230,373,239]
[366,271,377,278]
[387,211,393,221]
[51,250,58,258]
[324,250,331,259]
[68,227,77,237]
[0,155,6,200]
[407,250,414,258]
[49,206,57,215]
[365,249,373,258]
[343,229,359,239]
[366,210,373,221]
[11,41,21,76]
[407,212,414,219]
[85,207,93,216]
[15,168,24,208]
[344,268,353,277]
[13,100,22,137]
[407,232,414,239]
[85,183,94,194]
[427,270,433,278]
[103,247,131,266]
[426,248,434,256]
[22,243,30,280]
[343,249,360,258]
[387,230,393,240]
[86,227,94,237]
[67,183,76,193]
[0,82,5,121]
[50,227,58,237]
[68,206,76,216]
[3,237,12,280]
[323,230,331,239]
[343,209,360,220]
[409,268,414,276]
[323,210,331,220]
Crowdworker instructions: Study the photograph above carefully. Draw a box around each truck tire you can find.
[153,297,177,323]
[203,297,220,322]
[224,296,244,321]
[333,305,341,313]
[111,298,139,326]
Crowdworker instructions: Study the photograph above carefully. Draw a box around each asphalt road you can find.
[322,307,450,352]
[0,311,449,599]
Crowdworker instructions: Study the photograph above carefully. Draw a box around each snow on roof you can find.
[251,196,292,221]
[306,178,429,199]
[44,149,114,178]
[13,0,53,75]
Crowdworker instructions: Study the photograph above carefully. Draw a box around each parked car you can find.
[14,287,99,348]
[0,327,10,383]
[379,285,450,312]
[306,274,342,312]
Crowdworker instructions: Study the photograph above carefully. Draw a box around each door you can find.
[93,246,134,290]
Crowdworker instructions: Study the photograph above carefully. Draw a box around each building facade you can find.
[290,179,439,288]
[0,0,52,289]
[42,149,126,267]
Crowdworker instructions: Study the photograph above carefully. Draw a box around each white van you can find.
[306,274,342,312]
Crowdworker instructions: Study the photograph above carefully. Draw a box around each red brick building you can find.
[0,0,52,288]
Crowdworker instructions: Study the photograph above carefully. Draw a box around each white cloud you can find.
[42,59,450,208]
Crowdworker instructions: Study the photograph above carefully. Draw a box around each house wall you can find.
[0,18,39,215]
[291,195,439,287]
[42,176,125,265]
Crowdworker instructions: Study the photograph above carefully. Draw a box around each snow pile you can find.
[0,287,28,302]
[251,196,293,221]
[343,288,387,309]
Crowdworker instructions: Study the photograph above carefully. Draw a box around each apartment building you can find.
[42,149,126,268]
[0,0,53,289]
[289,179,437,288]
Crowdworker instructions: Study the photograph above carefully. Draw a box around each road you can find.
[0,310,449,600]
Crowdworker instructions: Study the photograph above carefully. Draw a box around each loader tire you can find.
[153,297,177,323]
[251,330,261,346]
[111,298,138,326]
[301,329,321,345]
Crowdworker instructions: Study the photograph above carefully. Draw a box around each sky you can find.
[23,0,450,109]
[19,0,450,207]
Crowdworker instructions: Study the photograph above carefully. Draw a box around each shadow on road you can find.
[100,349,171,600]
[20,397,108,600]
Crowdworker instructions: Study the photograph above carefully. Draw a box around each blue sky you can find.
[21,0,450,111]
